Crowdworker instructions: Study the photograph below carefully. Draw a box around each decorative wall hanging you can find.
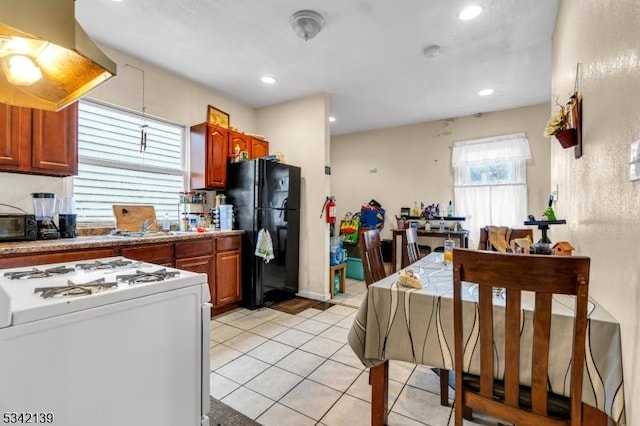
[544,63,583,158]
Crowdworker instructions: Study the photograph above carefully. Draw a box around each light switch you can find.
[630,140,640,182]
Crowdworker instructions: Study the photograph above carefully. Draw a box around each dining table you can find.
[348,252,625,426]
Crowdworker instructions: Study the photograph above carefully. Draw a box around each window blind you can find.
[74,100,185,223]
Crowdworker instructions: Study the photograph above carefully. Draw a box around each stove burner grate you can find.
[115,269,180,284]
[4,265,76,280]
[34,278,118,299]
[75,259,135,270]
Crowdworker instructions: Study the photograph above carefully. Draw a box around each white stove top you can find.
[0,257,208,328]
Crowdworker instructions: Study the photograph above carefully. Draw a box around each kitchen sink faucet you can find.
[140,219,158,233]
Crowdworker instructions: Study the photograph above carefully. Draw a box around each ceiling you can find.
[75,0,560,136]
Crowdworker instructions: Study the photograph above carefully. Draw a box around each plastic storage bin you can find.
[346,257,365,281]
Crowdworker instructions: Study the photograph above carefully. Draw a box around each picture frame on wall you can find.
[207,105,230,129]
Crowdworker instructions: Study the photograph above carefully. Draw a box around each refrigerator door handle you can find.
[201,302,212,422]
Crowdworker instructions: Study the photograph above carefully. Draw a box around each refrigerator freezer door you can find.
[261,160,301,210]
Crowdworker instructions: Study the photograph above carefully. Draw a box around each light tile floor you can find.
[210,300,505,425]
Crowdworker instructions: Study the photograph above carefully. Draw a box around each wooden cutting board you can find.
[112,205,158,232]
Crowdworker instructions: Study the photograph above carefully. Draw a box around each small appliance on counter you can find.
[58,196,77,238]
[31,193,59,240]
[0,204,37,242]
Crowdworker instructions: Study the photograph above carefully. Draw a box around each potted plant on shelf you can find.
[544,101,577,148]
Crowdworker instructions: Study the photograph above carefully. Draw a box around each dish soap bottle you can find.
[162,213,171,232]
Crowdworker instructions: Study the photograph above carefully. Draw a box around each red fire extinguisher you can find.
[321,196,337,224]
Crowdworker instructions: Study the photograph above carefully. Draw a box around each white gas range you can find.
[0,257,211,426]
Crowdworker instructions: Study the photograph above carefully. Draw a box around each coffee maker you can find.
[31,193,60,239]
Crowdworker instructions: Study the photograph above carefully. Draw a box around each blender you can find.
[31,193,60,239]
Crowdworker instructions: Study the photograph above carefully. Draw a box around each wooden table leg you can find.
[371,362,389,426]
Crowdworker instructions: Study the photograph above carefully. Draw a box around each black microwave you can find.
[0,214,37,242]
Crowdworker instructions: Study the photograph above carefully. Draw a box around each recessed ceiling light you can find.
[459,5,482,20]
[328,116,336,122]
[261,76,277,84]
[478,88,494,96]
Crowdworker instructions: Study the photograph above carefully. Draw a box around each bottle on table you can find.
[439,217,445,231]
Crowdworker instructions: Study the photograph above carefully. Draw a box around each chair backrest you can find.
[358,228,387,286]
[477,226,534,252]
[452,248,590,426]
[404,227,421,267]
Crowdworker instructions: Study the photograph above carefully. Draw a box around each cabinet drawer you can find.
[121,243,173,264]
[216,235,240,251]
[175,238,213,259]
[0,248,118,269]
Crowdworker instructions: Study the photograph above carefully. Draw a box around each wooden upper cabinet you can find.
[0,102,78,176]
[31,102,78,176]
[190,123,229,189]
[0,104,31,170]
[250,137,269,159]
[229,130,252,157]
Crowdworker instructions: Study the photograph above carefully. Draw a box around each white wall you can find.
[551,0,639,424]
[331,104,552,248]
[257,93,331,301]
[0,44,258,213]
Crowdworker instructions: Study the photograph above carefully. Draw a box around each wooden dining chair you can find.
[358,228,387,286]
[403,227,421,268]
[452,248,590,426]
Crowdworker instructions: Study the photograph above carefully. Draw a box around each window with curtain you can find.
[73,99,185,223]
[452,132,531,246]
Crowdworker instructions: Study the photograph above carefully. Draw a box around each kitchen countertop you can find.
[0,230,244,255]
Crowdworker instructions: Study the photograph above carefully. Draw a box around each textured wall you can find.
[551,0,640,424]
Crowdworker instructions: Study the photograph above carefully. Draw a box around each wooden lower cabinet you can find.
[214,236,241,312]
[175,239,215,307]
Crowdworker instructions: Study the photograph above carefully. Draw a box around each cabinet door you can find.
[250,138,269,159]
[229,130,251,157]
[215,248,241,307]
[176,255,215,305]
[0,103,31,171]
[206,125,228,188]
[31,102,78,176]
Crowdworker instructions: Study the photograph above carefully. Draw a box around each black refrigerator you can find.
[225,159,301,309]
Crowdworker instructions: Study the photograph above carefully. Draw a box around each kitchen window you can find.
[452,132,531,246]
[73,100,185,223]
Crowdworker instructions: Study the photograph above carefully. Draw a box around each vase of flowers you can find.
[544,105,577,148]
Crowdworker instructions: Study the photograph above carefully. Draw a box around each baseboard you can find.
[296,290,329,301]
